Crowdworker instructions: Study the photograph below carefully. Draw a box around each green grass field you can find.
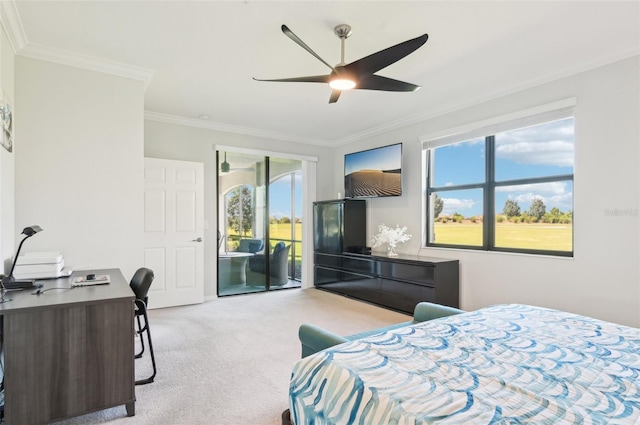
[434,222,572,251]
[229,222,572,254]
[227,223,303,259]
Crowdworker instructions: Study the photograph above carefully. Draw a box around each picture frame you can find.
[0,91,13,153]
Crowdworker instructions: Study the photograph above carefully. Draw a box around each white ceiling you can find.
[7,1,640,146]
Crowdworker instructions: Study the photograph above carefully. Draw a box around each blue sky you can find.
[269,172,302,219]
[344,143,402,175]
[432,118,574,217]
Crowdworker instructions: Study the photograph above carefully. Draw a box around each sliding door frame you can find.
[214,145,317,290]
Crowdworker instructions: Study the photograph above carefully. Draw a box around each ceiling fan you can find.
[253,24,428,104]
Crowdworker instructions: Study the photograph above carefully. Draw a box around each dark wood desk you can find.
[0,268,135,424]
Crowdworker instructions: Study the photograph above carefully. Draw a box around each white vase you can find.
[387,245,398,257]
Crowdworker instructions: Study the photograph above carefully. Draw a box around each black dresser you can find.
[314,251,459,314]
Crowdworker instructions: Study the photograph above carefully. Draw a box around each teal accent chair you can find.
[247,242,291,286]
[237,239,264,253]
[298,302,464,358]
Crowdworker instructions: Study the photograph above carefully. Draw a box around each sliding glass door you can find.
[217,151,302,296]
[268,159,303,289]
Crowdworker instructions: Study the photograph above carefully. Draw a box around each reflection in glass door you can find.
[269,164,302,289]
[217,151,302,296]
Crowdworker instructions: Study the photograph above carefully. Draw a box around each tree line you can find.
[500,198,572,224]
[269,216,302,224]
[433,194,572,224]
[227,186,301,236]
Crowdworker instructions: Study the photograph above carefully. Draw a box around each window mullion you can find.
[430,182,485,192]
[425,149,433,244]
[495,174,574,187]
[485,136,495,250]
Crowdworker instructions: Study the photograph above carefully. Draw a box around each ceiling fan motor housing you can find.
[334,24,352,39]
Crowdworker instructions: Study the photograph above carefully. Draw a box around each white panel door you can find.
[144,158,204,308]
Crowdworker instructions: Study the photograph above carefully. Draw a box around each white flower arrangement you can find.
[371,224,412,256]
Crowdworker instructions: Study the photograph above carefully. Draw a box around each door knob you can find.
[192,237,203,242]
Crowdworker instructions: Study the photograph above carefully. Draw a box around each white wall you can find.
[332,56,640,327]
[15,57,146,280]
[144,119,334,298]
[0,22,15,274]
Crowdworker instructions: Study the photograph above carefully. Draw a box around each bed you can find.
[289,304,640,424]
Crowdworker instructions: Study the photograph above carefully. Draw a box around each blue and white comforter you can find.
[289,304,640,424]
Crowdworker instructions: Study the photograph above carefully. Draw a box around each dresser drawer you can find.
[315,253,342,268]
[379,261,435,285]
[340,256,375,275]
[379,278,436,313]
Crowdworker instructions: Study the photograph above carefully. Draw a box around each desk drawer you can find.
[4,300,134,424]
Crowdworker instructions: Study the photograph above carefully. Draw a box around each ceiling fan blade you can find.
[356,75,420,92]
[281,25,335,72]
[329,90,341,104]
[253,75,331,83]
[345,33,428,77]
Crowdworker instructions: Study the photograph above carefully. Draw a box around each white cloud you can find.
[495,119,574,167]
[498,182,573,211]
[269,209,291,218]
[496,140,573,167]
[497,181,568,196]
[442,197,477,215]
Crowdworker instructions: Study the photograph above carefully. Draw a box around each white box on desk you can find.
[15,251,63,265]
[13,251,71,279]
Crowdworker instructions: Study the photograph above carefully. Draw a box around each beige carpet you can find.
[55,288,410,425]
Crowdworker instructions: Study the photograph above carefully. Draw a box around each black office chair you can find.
[130,267,157,385]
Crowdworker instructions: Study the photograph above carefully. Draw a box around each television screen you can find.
[344,143,402,198]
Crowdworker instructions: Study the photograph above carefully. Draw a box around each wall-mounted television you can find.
[344,143,403,198]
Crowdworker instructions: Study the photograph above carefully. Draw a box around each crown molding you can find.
[0,0,27,53]
[18,43,155,85]
[144,111,330,146]
[0,0,154,84]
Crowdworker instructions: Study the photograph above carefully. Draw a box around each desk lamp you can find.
[1,225,43,296]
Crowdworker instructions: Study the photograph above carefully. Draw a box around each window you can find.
[424,106,574,256]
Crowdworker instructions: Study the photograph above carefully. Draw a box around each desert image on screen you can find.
[345,169,401,197]
[344,144,402,198]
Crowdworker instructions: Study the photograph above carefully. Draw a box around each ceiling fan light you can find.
[329,78,356,90]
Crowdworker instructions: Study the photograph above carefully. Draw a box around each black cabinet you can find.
[314,252,459,314]
[313,199,366,253]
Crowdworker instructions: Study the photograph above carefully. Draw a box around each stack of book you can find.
[13,251,72,279]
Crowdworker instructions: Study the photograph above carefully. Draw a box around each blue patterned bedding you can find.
[289,304,640,424]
